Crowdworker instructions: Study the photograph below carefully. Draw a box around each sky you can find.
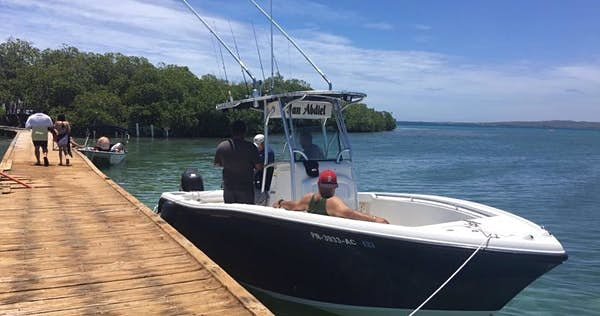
[1,0,599,122]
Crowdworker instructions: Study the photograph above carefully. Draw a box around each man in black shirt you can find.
[214,120,261,204]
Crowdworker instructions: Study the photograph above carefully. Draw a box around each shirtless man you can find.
[273,169,389,224]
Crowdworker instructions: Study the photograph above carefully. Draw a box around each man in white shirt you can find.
[25,112,54,166]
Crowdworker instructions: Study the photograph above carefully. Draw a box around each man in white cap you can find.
[25,112,55,166]
[253,134,275,204]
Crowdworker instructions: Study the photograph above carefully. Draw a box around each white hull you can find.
[79,147,126,165]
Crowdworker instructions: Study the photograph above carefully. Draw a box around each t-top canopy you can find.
[215,90,366,111]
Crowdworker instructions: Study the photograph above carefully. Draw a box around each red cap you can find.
[318,169,338,188]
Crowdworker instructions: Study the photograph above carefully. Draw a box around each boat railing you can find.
[372,193,494,218]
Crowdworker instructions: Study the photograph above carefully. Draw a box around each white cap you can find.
[253,134,265,146]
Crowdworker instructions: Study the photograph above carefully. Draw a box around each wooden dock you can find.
[0,129,272,315]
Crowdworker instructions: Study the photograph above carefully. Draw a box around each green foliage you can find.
[343,103,397,132]
[1,38,395,135]
[0,38,40,109]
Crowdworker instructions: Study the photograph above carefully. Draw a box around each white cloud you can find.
[1,0,598,122]
[364,22,394,31]
[555,65,600,84]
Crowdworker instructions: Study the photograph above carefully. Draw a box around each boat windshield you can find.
[282,119,350,161]
[217,91,363,164]
[280,119,345,161]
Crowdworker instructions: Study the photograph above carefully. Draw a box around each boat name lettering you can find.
[300,103,326,116]
[268,100,331,118]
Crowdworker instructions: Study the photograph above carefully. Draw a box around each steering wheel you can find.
[293,149,309,161]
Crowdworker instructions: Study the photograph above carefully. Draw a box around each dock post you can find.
[136,123,139,137]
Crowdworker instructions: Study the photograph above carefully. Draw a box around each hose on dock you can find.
[0,171,32,188]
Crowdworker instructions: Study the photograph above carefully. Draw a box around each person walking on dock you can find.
[54,114,72,166]
[214,120,261,204]
[25,112,55,166]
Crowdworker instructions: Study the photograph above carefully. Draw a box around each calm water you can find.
[2,125,598,315]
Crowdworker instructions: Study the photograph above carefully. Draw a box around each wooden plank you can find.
[5,289,248,316]
[0,159,11,171]
[0,281,235,315]
[1,182,9,194]
[0,128,272,315]
[0,270,212,303]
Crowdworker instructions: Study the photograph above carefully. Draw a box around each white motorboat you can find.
[157,91,567,315]
[157,3,566,314]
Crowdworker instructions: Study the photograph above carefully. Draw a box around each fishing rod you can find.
[209,35,224,79]
[270,0,274,92]
[181,0,260,96]
[213,23,229,83]
[252,22,266,83]
[210,24,231,101]
[249,0,332,90]
[229,21,250,96]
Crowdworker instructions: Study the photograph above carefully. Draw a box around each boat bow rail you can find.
[159,191,566,257]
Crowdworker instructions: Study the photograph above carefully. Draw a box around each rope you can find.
[408,235,492,316]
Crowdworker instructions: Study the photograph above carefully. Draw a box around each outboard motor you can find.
[180,167,204,192]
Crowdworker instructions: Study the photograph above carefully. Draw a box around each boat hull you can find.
[157,197,566,314]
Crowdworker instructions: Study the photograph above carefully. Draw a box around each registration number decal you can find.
[310,232,375,248]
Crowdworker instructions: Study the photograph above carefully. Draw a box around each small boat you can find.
[78,125,128,166]
[78,146,125,165]
[156,91,567,315]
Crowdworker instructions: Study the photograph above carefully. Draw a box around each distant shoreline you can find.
[397,120,600,130]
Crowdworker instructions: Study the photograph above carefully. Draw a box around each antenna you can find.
[250,0,333,90]
[181,0,260,96]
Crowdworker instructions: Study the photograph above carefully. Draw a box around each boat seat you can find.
[269,160,358,209]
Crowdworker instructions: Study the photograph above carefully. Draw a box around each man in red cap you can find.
[273,169,389,224]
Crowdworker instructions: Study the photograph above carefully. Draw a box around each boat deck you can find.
[0,129,271,315]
